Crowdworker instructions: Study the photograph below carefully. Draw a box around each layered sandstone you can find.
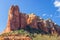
[4,5,20,33]
[4,5,29,33]
[3,5,60,35]
[27,13,39,29]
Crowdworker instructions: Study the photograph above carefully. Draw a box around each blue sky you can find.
[0,0,60,33]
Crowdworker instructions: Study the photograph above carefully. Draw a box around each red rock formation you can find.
[27,13,38,29]
[37,19,48,33]
[3,36,31,40]
[4,5,28,33]
[4,5,20,33]
[3,5,60,35]
[46,19,57,34]
[20,13,28,28]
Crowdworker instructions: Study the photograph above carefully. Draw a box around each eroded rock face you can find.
[46,19,57,34]
[27,13,38,29]
[4,5,20,33]
[20,13,28,29]
[3,5,60,35]
[4,5,28,33]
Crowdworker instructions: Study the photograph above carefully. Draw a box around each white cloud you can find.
[42,14,46,16]
[42,14,53,18]
[54,0,60,11]
[50,14,53,17]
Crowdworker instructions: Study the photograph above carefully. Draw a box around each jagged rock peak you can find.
[28,13,36,17]
[10,5,19,9]
[9,5,19,13]
[46,18,52,22]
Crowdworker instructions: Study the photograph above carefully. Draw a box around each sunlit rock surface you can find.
[3,5,60,35]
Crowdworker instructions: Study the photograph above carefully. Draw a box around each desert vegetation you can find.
[0,29,60,40]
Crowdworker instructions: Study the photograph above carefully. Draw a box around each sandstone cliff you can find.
[3,5,60,35]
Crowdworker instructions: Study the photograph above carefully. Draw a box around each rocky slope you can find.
[3,5,60,35]
[0,5,60,40]
[0,29,32,40]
